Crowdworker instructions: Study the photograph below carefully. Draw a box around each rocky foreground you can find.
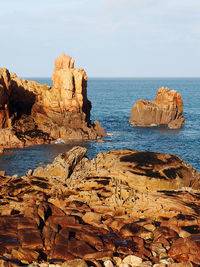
[130,88,184,129]
[0,147,200,266]
[0,54,105,152]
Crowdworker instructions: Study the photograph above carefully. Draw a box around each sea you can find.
[0,78,199,176]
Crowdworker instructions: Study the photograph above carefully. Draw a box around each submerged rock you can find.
[0,54,105,151]
[130,87,184,129]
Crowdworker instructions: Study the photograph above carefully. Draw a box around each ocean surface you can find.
[0,78,200,176]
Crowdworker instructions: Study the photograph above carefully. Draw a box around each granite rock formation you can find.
[0,68,12,129]
[0,54,105,151]
[34,148,199,192]
[130,88,184,129]
[0,147,200,266]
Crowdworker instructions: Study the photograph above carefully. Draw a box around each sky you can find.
[0,0,200,77]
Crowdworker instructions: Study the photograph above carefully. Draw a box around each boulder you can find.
[168,235,200,265]
[33,146,87,180]
[122,255,143,266]
[11,248,39,264]
[18,228,43,250]
[130,88,184,129]
[104,260,114,267]
[61,259,88,267]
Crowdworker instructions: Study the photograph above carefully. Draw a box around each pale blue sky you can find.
[1,0,200,77]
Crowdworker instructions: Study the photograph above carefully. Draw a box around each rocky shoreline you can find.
[0,55,199,266]
[0,54,105,153]
[0,146,200,266]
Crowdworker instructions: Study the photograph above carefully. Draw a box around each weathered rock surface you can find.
[0,53,105,151]
[0,68,12,129]
[0,147,199,266]
[130,88,184,129]
[33,146,87,181]
[66,148,198,192]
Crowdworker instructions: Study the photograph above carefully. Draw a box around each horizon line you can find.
[22,76,200,79]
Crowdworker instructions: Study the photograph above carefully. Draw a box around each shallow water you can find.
[0,77,199,176]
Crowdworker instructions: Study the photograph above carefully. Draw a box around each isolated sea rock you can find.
[0,53,105,150]
[0,147,200,265]
[130,87,184,129]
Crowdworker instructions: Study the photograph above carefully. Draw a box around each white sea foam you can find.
[107,131,119,136]
[130,122,158,127]
[54,139,66,144]
[107,132,114,136]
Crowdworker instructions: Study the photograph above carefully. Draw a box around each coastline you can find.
[0,147,199,266]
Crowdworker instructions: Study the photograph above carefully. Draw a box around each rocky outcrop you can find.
[34,148,198,192]
[0,53,105,150]
[0,68,12,128]
[130,88,184,129]
[0,147,200,266]
[33,146,87,182]
[33,147,200,219]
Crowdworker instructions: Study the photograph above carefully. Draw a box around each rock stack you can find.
[0,147,200,266]
[0,53,105,151]
[130,88,184,129]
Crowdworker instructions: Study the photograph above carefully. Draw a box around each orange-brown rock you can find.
[0,147,200,265]
[75,230,104,251]
[130,88,184,129]
[153,226,179,243]
[0,128,24,149]
[49,244,75,261]
[68,148,199,192]
[119,223,150,238]
[0,54,105,151]
[61,259,88,267]
[11,247,40,264]
[33,146,87,180]
[168,235,200,265]
[0,68,12,129]
[18,228,43,250]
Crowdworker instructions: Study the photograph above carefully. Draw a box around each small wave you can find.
[130,123,158,127]
[107,131,119,136]
[54,139,66,144]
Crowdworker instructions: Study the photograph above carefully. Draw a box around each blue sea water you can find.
[0,78,199,176]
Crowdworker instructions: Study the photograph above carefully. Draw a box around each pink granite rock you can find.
[130,88,184,129]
